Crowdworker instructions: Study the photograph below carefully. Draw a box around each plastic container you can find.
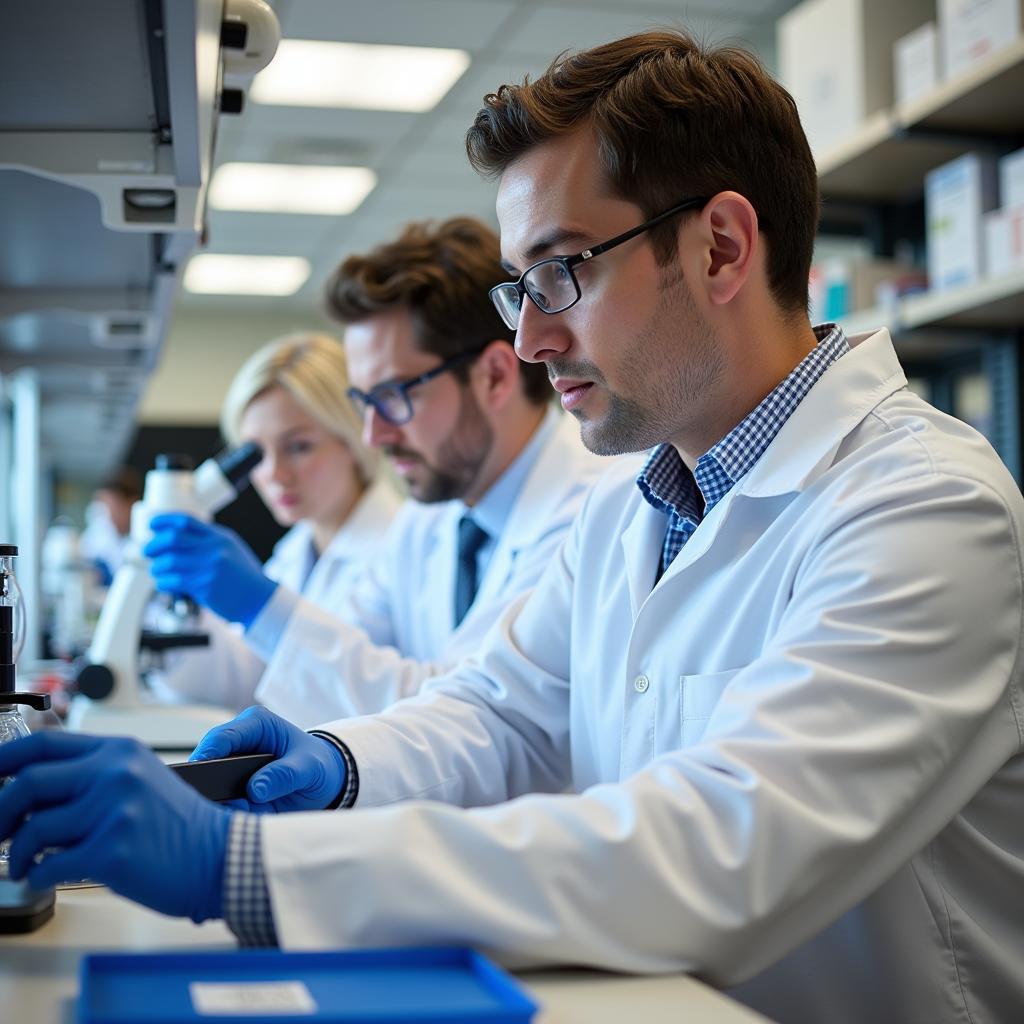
[77,946,538,1024]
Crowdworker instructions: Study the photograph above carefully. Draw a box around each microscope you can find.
[66,444,262,751]
[0,544,56,932]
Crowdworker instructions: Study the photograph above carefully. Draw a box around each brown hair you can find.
[465,30,819,315]
[325,217,551,405]
[99,466,143,501]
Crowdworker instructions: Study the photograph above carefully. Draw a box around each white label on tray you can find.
[189,981,318,1015]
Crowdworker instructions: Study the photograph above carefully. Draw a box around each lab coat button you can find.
[633,674,650,693]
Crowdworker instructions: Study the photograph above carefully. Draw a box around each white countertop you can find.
[0,886,770,1023]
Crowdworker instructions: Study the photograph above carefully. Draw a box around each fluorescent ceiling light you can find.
[250,39,471,112]
[183,254,311,296]
[208,163,377,214]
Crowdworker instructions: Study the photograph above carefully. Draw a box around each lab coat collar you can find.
[619,328,907,611]
[476,406,580,552]
[736,328,906,499]
[274,478,399,569]
[464,405,557,545]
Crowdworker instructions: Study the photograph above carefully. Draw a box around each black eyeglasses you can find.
[347,345,488,427]
[489,196,709,331]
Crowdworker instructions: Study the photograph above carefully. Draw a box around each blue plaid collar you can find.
[637,324,849,526]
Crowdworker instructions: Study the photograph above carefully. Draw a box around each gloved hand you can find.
[0,732,231,923]
[191,706,347,814]
[144,514,277,628]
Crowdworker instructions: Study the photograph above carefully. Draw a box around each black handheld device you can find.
[169,753,276,802]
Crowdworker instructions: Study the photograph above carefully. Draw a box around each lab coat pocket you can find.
[680,667,741,745]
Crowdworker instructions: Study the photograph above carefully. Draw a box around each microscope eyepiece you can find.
[215,441,263,487]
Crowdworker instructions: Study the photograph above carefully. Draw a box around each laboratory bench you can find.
[0,885,771,1023]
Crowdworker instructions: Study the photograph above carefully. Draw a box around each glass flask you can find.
[0,546,30,874]
[0,708,30,875]
[0,548,25,663]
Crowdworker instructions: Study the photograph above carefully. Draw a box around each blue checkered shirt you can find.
[637,324,848,582]
[222,732,359,946]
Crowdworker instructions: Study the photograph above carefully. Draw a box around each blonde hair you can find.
[220,332,378,484]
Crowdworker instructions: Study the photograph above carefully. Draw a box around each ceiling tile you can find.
[203,210,341,256]
[496,6,757,59]
[272,0,519,50]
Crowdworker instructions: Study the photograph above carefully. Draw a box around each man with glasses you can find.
[142,216,606,723]
[4,31,1023,1024]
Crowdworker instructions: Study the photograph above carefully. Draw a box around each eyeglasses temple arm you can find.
[580,197,709,261]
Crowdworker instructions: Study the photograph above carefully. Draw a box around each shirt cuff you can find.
[308,730,360,809]
[244,584,301,663]
[223,812,278,947]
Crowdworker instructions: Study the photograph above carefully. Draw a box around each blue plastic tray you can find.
[77,946,538,1024]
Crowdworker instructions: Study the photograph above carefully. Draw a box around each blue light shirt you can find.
[459,405,558,595]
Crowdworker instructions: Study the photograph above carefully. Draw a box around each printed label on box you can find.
[940,0,1023,80]
[189,981,318,1016]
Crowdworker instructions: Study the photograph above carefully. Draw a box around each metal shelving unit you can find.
[818,37,1024,201]
[0,0,224,485]
[823,37,1024,483]
[0,0,228,659]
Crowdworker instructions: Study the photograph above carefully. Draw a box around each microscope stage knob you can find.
[77,664,115,701]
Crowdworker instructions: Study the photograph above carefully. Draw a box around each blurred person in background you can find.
[79,465,143,583]
[145,217,605,726]
[148,332,399,713]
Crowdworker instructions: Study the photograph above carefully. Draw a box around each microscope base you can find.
[66,698,234,753]
[0,879,56,933]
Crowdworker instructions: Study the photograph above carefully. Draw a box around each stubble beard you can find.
[398,386,494,503]
[574,269,725,456]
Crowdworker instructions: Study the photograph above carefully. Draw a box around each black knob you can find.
[77,664,115,701]
[220,88,244,115]
[220,20,248,49]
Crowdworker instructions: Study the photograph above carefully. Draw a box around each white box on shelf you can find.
[938,0,1023,80]
[1000,147,1024,209]
[778,0,934,158]
[984,205,1024,276]
[925,153,999,290]
[894,21,941,106]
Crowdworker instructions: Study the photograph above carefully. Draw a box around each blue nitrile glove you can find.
[191,706,347,814]
[144,514,277,627]
[0,732,231,923]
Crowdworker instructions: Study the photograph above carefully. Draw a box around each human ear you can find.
[700,191,758,307]
[473,340,520,410]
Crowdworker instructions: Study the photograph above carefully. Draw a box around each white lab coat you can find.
[260,329,1024,1024]
[152,479,399,713]
[251,409,607,724]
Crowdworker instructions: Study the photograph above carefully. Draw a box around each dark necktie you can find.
[453,514,489,627]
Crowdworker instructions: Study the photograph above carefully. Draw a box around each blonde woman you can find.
[146,332,399,713]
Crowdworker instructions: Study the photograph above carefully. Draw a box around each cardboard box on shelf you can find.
[938,0,1023,81]
[809,259,922,322]
[925,153,1000,290]
[984,205,1024,276]
[778,0,934,158]
[1000,147,1024,210]
[894,21,941,106]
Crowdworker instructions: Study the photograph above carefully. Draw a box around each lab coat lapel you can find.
[473,411,595,608]
[619,500,665,617]
[425,505,460,638]
[264,522,314,593]
[650,329,908,590]
[652,484,742,592]
[739,328,908,499]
